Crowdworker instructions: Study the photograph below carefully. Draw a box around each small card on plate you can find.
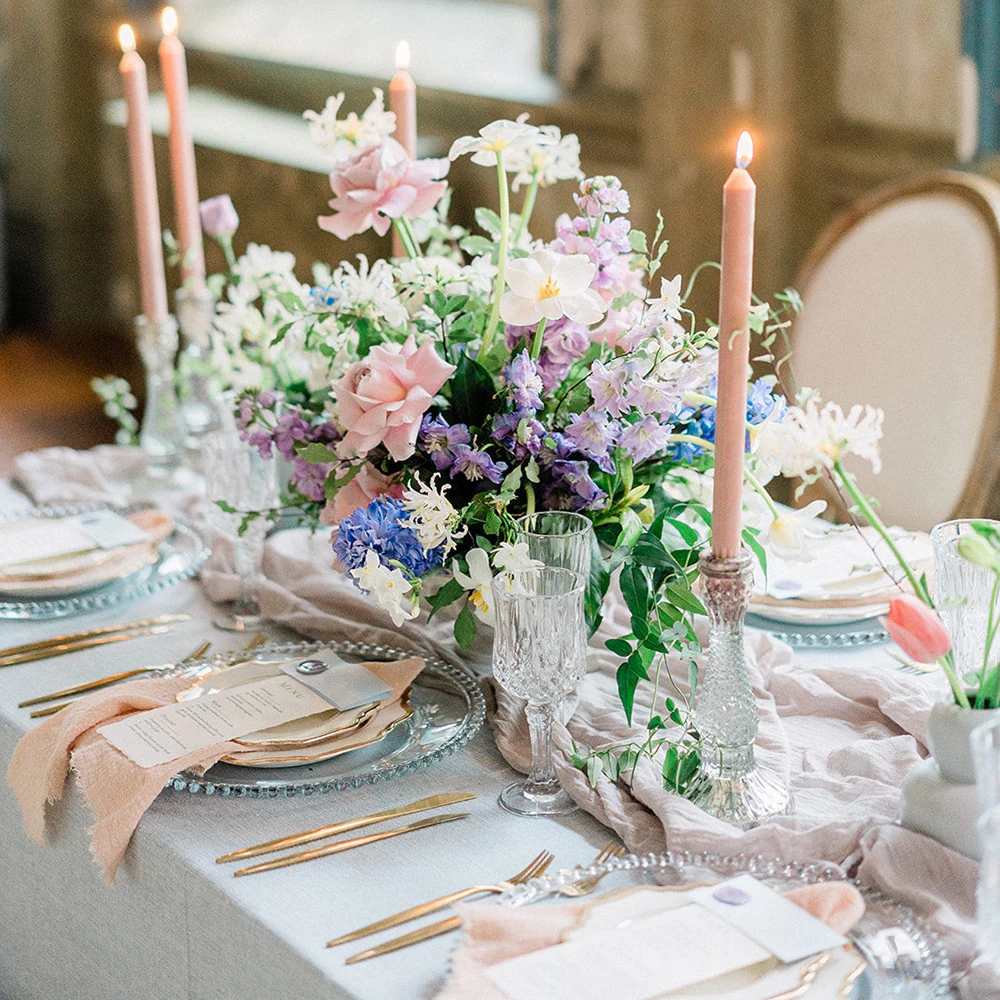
[0,511,149,570]
[99,676,333,768]
[277,651,391,709]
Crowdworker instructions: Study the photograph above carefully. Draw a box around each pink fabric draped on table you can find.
[7,444,996,994]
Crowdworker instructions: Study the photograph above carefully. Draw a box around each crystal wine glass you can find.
[515,511,592,578]
[491,567,587,816]
[203,424,279,632]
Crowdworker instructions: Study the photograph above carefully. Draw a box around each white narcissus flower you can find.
[505,118,583,191]
[328,255,408,328]
[304,89,396,165]
[452,548,496,624]
[492,541,544,573]
[499,249,608,327]
[448,119,552,166]
[759,500,828,562]
[652,274,683,321]
[350,550,418,626]
[401,473,467,555]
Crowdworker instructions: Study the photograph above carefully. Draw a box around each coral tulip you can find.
[882,594,951,663]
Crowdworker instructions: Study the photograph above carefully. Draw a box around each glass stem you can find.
[231,521,263,617]
[524,701,559,797]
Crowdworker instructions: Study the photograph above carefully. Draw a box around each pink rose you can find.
[335,335,455,460]
[882,594,951,663]
[318,138,449,240]
[320,463,403,526]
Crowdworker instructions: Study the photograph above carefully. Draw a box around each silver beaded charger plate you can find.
[0,503,209,620]
[165,640,486,798]
[500,852,950,998]
[746,612,890,649]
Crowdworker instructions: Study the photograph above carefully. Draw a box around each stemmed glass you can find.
[515,511,592,578]
[203,423,279,632]
[491,567,587,816]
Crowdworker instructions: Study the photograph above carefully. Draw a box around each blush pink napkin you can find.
[7,658,424,881]
[437,882,866,1000]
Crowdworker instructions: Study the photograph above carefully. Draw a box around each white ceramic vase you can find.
[926,701,1000,784]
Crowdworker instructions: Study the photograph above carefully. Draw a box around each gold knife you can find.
[0,626,172,668]
[0,614,189,659]
[345,916,462,964]
[233,813,469,877]
[217,792,476,864]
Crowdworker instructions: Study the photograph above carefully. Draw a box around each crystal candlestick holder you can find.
[135,314,183,471]
[175,287,221,455]
[688,548,791,827]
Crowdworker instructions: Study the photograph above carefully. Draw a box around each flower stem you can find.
[979,573,1000,707]
[515,172,540,244]
[744,467,780,519]
[400,216,421,257]
[529,317,548,362]
[392,218,418,259]
[481,151,511,358]
[220,235,237,273]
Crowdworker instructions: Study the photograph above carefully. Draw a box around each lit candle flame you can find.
[118,23,136,53]
[735,130,754,169]
[395,40,410,71]
[161,6,178,36]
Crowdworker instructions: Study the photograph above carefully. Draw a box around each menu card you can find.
[0,511,150,570]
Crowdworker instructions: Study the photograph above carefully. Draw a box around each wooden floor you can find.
[0,330,142,475]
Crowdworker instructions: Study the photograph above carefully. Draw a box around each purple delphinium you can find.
[491,411,544,461]
[450,444,507,485]
[566,410,618,473]
[586,360,632,418]
[502,351,543,413]
[549,459,606,509]
[419,414,471,472]
[332,497,444,579]
[618,415,672,463]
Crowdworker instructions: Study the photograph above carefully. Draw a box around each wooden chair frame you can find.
[792,170,1000,521]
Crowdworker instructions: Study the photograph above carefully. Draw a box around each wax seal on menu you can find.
[296,659,328,675]
[712,885,751,906]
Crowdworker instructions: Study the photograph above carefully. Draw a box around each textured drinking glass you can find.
[978,806,1000,972]
[135,314,183,471]
[492,567,587,816]
[973,717,1000,814]
[515,512,592,578]
[203,425,279,632]
[931,519,1000,681]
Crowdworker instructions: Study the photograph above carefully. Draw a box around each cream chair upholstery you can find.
[791,172,1000,530]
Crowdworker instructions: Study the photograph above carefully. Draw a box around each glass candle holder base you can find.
[213,610,265,633]
[690,549,791,828]
[135,314,183,470]
[499,778,578,817]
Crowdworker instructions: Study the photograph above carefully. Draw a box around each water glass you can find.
[492,567,587,816]
[515,511,592,578]
[203,425,279,632]
[931,519,1000,682]
[979,806,1000,972]
[973,717,1000,813]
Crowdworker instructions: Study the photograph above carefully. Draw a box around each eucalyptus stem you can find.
[481,151,511,357]
[529,317,548,362]
[515,171,540,244]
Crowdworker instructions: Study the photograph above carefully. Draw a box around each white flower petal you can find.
[500,291,544,327]
[504,257,546,298]
[550,253,597,295]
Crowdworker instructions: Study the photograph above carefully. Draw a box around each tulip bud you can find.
[881,594,951,663]
[199,194,240,239]
[958,534,999,570]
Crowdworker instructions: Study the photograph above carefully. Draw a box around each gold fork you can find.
[550,841,626,897]
[326,849,554,949]
[342,841,623,964]
[27,640,214,718]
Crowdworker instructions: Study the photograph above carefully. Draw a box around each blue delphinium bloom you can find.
[450,444,508,485]
[332,498,444,579]
[502,351,543,413]
[419,414,471,472]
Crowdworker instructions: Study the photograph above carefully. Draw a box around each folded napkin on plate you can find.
[12,445,149,507]
[437,881,865,1000]
[7,656,424,881]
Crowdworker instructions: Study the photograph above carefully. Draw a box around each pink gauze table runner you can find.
[9,444,996,995]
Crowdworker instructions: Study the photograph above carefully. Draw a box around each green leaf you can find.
[270,321,294,347]
[664,517,700,547]
[474,207,502,238]
[500,465,523,494]
[215,500,237,514]
[616,650,651,725]
[449,353,499,427]
[620,562,649,617]
[445,295,470,315]
[484,510,502,535]
[525,457,540,483]
[663,583,706,616]
[586,530,610,636]
[628,230,648,254]
[454,604,477,650]
[275,290,304,312]
[977,663,1000,708]
[743,527,767,581]
[647,714,666,731]
[616,508,644,550]
[296,442,339,464]
[426,578,466,619]
[605,638,633,657]
[459,235,495,257]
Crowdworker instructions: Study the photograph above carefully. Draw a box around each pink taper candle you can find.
[389,41,416,258]
[711,131,756,559]
[158,6,206,292]
[119,24,169,323]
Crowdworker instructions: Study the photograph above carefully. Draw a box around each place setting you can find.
[8,3,1000,998]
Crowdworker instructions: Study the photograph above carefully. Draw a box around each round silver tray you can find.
[0,503,209,620]
[501,852,951,998]
[747,612,890,649]
[163,640,487,798]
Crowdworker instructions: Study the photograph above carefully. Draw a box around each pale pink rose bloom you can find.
[320,463,403,526]
[318,138,449,240]
[335,335,456,461]
[882,594,951,663]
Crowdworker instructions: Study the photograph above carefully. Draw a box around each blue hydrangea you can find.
[332,498,444,578]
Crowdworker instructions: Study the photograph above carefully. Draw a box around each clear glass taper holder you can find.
[492,567,587,816]
[175,287,221,461]
[688,548,791,827]
[134,314,183,472]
